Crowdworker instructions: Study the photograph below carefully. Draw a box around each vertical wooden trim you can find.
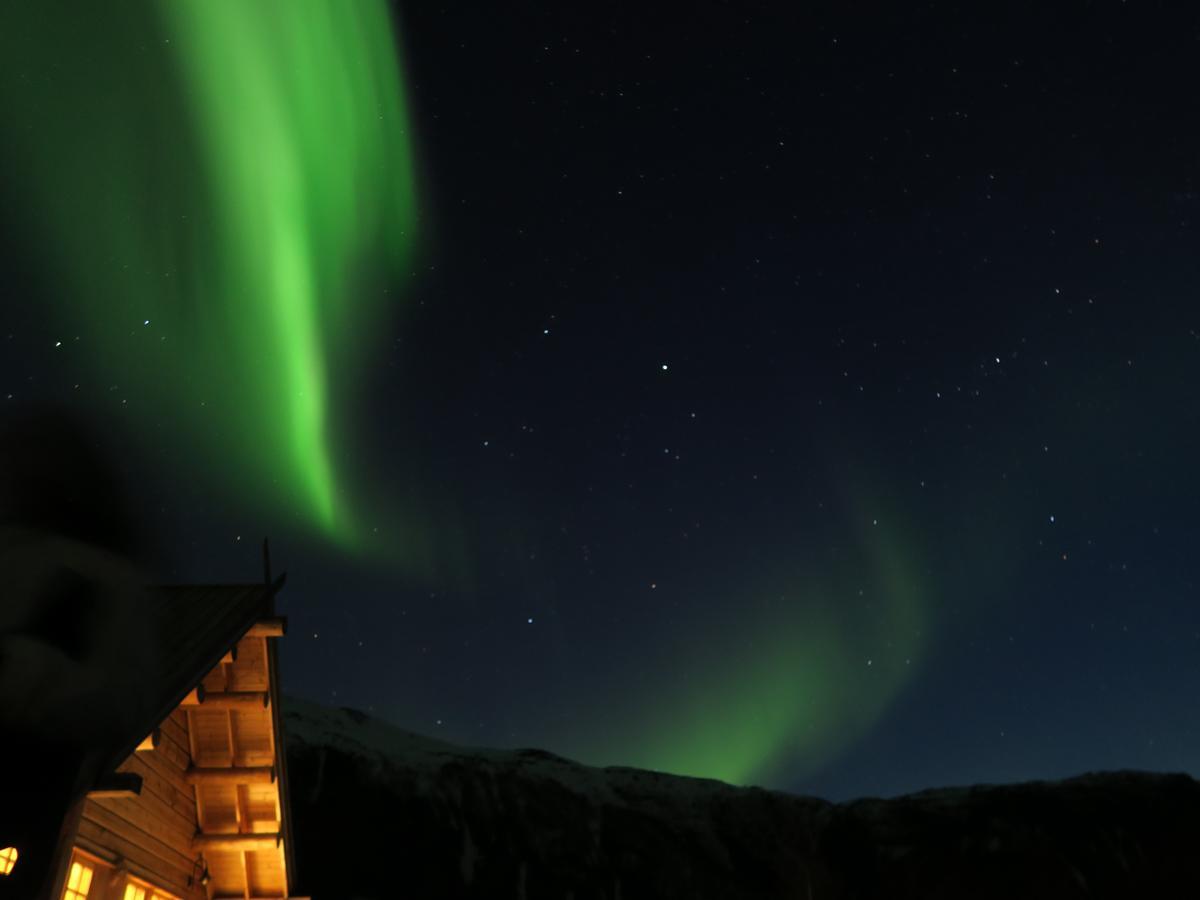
[260,638,273,753]
[239,849,251,900]
[226,709,237,767]
[265,634,297,899]
[45,794,87,900]
[185,705,208,847]
[237,785,252,835]
[277,841,289,900]
[185,705,200,761]
[225,659,237,768]
[261,636,281,826]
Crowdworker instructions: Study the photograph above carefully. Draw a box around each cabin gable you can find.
[17,589,306,900]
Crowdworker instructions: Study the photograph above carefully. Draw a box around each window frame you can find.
[121,873,180,900]
[62,858,95,900]
[61,847,181,900]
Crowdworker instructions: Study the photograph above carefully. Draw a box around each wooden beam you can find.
[185,766,274,786]
[192,834,280,853]
[182,690,269,709]
[276,835,288,900]
[234,783,248,835]
[195,821,280,836]
[185,705,210,842]
[135,728,161,752]
[88,772,143,799]
[180,685,207,706]
[240,849,250,900]
[265,639,282,826]
[245,617,287,638]
[86,788,140,800]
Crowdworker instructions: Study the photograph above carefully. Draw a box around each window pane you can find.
[63,860,94,899]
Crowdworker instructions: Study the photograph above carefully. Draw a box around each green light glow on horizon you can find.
[0,0,417,546]
[555,491,931,788]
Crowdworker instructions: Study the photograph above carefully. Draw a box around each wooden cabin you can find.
[0,574,307,900]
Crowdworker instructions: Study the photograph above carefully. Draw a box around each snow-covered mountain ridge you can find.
[281,695,1200,899]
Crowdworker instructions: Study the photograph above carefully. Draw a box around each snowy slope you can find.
[281,695,1200,899]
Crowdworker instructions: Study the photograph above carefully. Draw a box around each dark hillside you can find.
[283,696,1200,899]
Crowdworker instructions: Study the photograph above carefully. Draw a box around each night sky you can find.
[3,1,1200,802]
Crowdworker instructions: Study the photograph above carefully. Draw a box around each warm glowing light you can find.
[120,883,176,900]
[0,847,17,876]
[63,860,94,899]
[121,876,175,900]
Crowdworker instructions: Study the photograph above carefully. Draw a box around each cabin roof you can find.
[97,581,281,781]
[3,544,301,897]
[87,576,301,897]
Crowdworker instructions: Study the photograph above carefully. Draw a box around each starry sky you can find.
[3,1,1200,802]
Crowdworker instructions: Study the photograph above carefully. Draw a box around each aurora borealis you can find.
[0,0,417,546]
[6,2,1200,802]
[562,488,932,786]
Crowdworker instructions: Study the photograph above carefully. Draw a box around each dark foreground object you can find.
[283,697,1200,899]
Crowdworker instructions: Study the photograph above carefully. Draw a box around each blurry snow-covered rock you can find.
[282,695,1200,900]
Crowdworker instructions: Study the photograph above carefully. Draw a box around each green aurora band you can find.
[0,1,417,548]
[552,490,932,788]
[1,6,944,789]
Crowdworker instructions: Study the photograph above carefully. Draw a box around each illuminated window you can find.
[0,847,17,875]
[62,861,93,900]
[122,876,177,900]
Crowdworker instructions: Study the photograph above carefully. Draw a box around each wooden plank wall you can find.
[76,710,205,899]
[73,630,289,899]
[195,635,286,898]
